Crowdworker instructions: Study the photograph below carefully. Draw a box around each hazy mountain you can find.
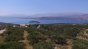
[0,22,17,26]
[35,14,88,20]
[1,14,88,20]
[0,14,88,24]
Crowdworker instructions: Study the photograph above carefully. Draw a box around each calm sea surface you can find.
[0,17,88,24]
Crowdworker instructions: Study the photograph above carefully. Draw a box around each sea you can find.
[0,17,88,24]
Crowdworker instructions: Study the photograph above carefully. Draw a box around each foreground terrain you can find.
[0,24,88,49]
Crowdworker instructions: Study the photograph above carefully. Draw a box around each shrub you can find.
[0,41,24,49]
[33,42,54,49]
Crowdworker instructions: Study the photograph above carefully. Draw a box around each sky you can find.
[0,0,88,16]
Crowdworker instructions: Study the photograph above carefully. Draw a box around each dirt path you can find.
[23,30,33,49]
[19,30,33,49]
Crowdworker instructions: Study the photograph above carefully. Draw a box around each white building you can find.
[13,25,17,27]
[20,24,28,27]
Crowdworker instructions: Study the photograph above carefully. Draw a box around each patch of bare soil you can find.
[77,29,88,41]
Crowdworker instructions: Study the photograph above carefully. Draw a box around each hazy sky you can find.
[0,0,88,16]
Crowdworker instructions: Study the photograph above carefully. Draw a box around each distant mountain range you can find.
[1,14,88,20]
[0,22,17,25]
[16,14,88,20]
[0,14,88,24]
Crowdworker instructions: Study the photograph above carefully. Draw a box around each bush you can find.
[73,39,88,49]
[33,42,54,49]
[4,27,24,41]
[0,42,24,49]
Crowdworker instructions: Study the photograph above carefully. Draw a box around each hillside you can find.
[15,14,88,20]
[0,24,88,49]
[0,22,17,26]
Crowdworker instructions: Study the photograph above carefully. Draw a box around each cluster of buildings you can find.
[13,24,29,28]
[13,24,41,28]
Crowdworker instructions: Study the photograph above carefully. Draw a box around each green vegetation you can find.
[5,27,24,41]
[0,41,24,49]
[0,24,88,49]
[33,42,54,49]
[73,39,88,49]
[0,26,24,49]
[27,24,88,49]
